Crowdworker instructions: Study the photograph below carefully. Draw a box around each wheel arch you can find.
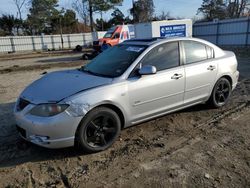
[74,103,126,147]
[207,74,233,108]
[221,75,233,87]
[76,102,126,131]
[96,104,125,129]
[208,74,233,101]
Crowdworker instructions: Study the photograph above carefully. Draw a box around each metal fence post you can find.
[31,36,36,51]
[246,17,250,47]
[41,33,46,51]
[82,33,86,46]
[50,35,55,50]
[67,35,71,49]
[216,21,219,45]
[10,37,16,53]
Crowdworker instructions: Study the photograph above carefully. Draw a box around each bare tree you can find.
[226,0,250,18]
[13,0,27,20]
[72,0,123,32]
[130,0,154,23]
[157,11,171,20]
[72,0,89,26]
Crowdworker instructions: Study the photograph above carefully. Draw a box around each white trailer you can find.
[134,19,192,39]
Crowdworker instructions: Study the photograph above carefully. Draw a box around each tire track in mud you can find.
[155,79,250,158]
[102,103,250,186]
[90,100,250,185]
[163,101,250,157]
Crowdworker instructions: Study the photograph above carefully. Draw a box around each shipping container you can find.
[134,19,193,39]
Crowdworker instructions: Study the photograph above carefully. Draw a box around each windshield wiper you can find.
[80,67,113,78]
[81,67,97,76]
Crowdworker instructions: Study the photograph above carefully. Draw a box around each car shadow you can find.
[0,102,88,168]
[0,101,216,168]
[180,103,213,113]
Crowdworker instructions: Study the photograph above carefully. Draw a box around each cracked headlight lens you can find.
[30,104,69,117]
[65,102,90,117]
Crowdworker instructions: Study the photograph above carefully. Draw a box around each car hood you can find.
[99,38,111,43]
[20,69,113,104]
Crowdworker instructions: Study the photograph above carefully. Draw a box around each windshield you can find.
[103,32,113,38]
[103,27,116,38]
[83,44,147,78]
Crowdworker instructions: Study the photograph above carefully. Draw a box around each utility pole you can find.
[132,0,135,22]
[89,0,94,32]
[100,11,104,31]
[60,17,64,50]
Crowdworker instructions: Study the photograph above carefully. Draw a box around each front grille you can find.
[16,125,26,138]
[17,98,30,111]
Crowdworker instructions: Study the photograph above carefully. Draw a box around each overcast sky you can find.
[0,0,203,20]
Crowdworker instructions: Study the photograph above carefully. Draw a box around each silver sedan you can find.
[14,37,239,152]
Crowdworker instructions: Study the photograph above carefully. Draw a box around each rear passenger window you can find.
[183,41,208,64]
[140,42,180,71]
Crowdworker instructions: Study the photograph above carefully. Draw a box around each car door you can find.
[127,42,185,123]
[181,40,218,104]
[110,32,120,46]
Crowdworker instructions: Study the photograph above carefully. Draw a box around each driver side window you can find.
[140,42,180,71]
[113,33,120,39]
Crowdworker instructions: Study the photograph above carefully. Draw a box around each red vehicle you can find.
[93,25,135,51]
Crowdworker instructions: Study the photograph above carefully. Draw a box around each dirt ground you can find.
[0,50,250,188]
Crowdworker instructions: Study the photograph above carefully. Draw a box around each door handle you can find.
[171,73,183,80]
[207,65,216,71]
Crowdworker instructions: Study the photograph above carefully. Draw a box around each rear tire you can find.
[208,77,232,108]
[76,107,121,153]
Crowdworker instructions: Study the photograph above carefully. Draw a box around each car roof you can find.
[122,37,166,46]
[122,37,225,58]
[122,37,208,46]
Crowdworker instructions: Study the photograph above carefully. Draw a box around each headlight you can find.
[29,104,69,117]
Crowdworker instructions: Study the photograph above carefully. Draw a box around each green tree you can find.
[27,0,60,34]
[95,8,127,31]
[95,8,133,31]
[0,14,21,35]
[130,0,154,23]
[197,0,227,21]
[62,9,78,33]
[73,0,123,32]
[109,8,125,25]
[124,16,133,24]
[95,18,112,31]
[49,9,80,34]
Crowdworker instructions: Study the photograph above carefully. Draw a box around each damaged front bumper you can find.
[14,105,83,149]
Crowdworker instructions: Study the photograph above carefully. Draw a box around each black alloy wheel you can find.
[209,77,232,108]
[76,107,121,153]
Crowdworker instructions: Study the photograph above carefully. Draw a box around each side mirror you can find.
[139,65,157,75]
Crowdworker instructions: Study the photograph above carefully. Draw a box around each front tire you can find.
[76,107,121,153]
[208,77,232,108]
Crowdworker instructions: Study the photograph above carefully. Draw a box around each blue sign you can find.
[160,24,186,38]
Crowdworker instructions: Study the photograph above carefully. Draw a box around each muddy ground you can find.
[0,50,250,188]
